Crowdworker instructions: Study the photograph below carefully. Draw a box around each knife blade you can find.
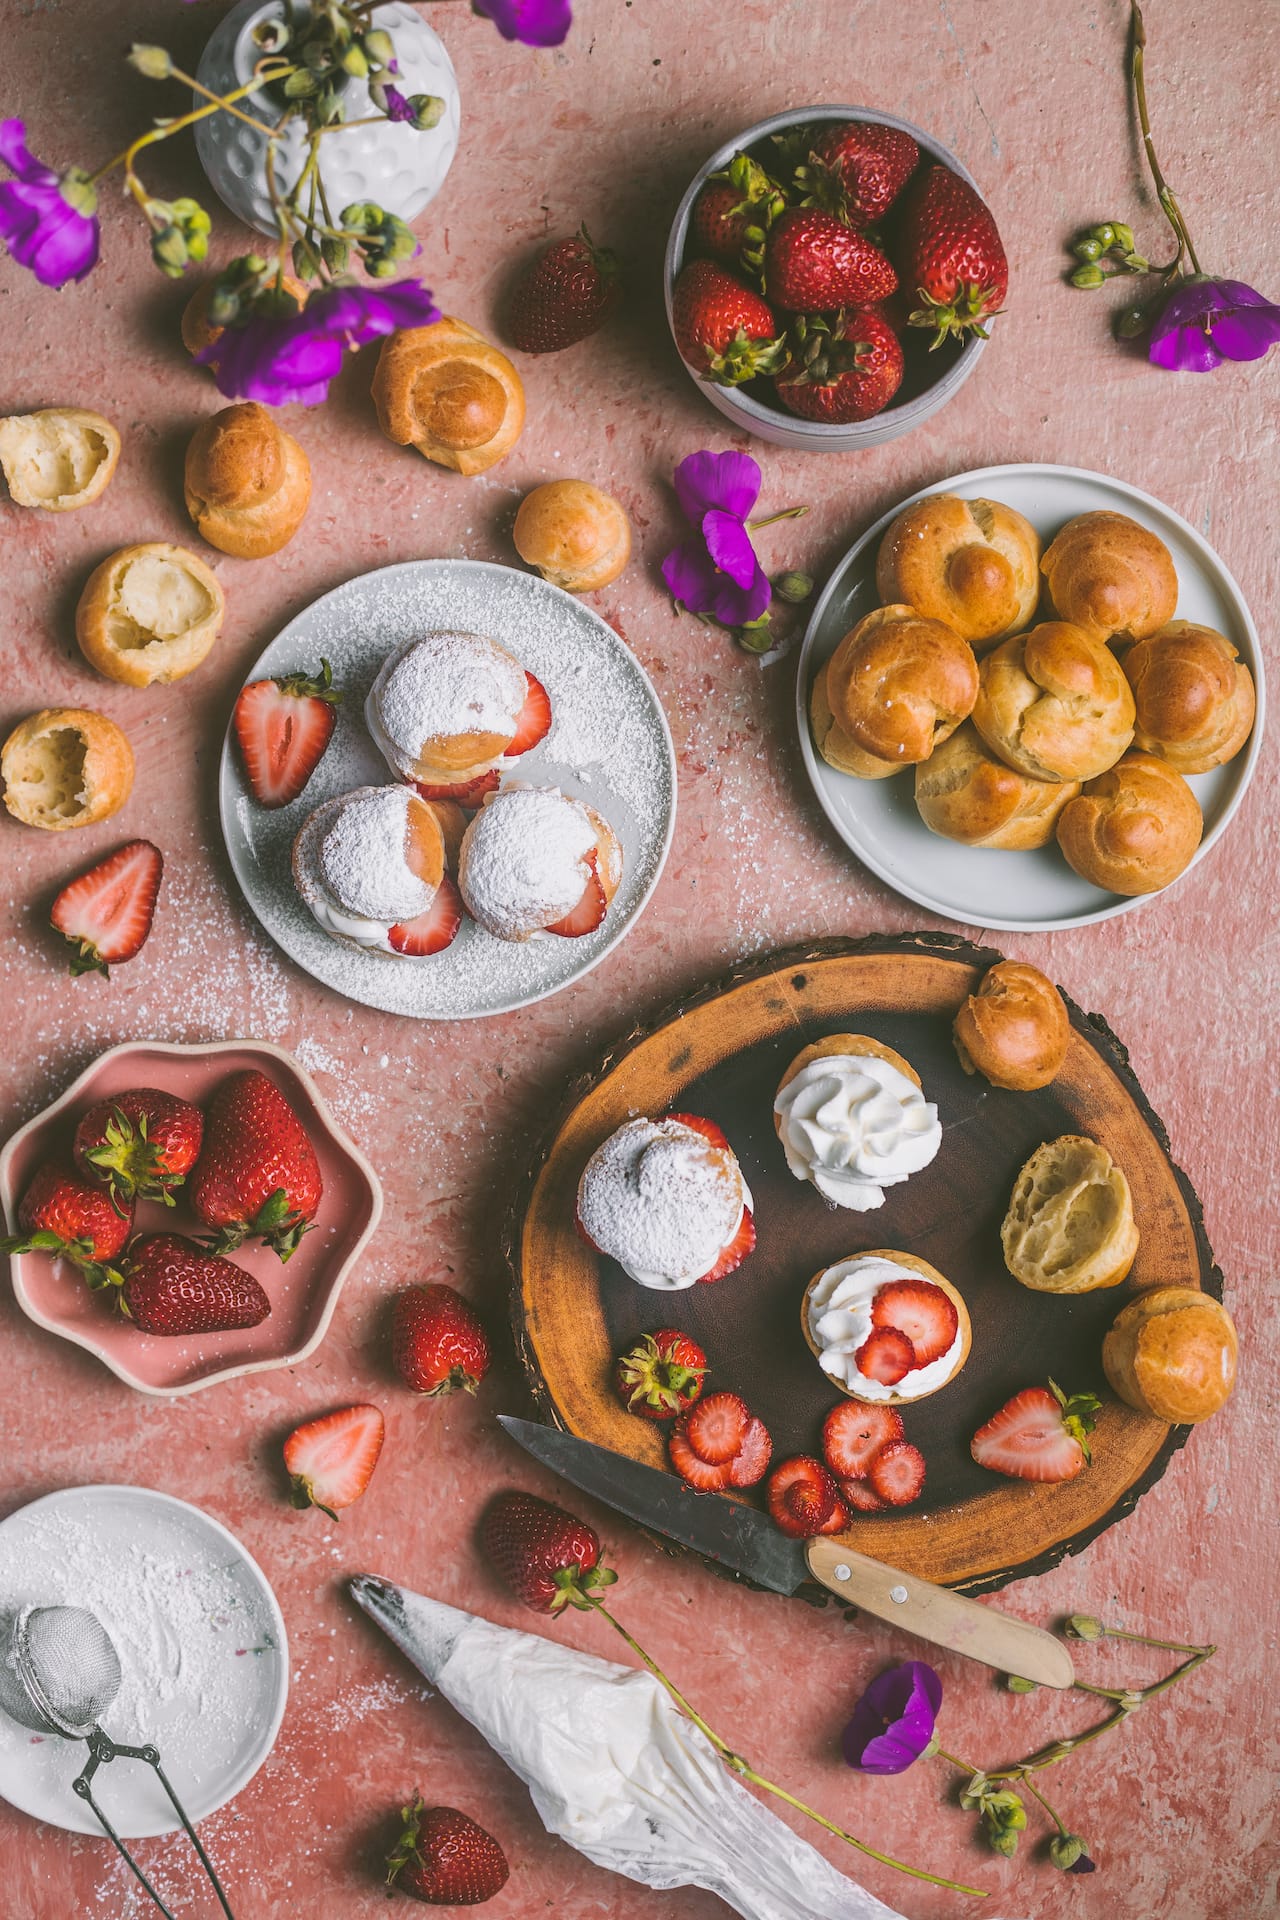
[498,1415,1075,1689]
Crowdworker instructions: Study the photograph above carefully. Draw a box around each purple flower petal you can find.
[473,0,573,46]
[1207,281,1280,361]
[1148,275,1280,372]
[0,119,99,288]
[196,279,440,406]
[0,118,52,184]
[702,509,760,590]
[661,535,770,628]
[674,448,762,526]
[381,83,416,124]
[843,1661,942,1776]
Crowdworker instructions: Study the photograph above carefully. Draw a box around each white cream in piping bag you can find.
[774,1054,941,1210]
[807,1255,962,1401]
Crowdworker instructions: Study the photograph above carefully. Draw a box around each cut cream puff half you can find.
[803,1251,971,1404]
[773,1035,942,1211]
[292,784,465,957]
[458,783,622,942]
[576,1113,755,1291]
[365,629,552,807]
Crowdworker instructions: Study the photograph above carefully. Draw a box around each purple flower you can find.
[197,279,440,406]
[1149,276,1280,372]
[661,450,772,629]
[842,1661,942,1775]
[472,0,573,48]
[0,119,99,288]
[381,84,416,124]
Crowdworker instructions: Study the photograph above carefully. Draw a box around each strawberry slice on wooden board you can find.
[866,1440,927,1508]
[73,1089,204,1209]
[764,208,897,313]
[897,163,1008,345]
[870,1278,959,1366]
[188,1068,323,1261]
[505,672,553,756]
[727,1414,773,1488]
[670,259,789,384]
[822,1402,905,1482]
[391,1283,491,1397]
[613,1328,708,1421]
[284,1404,385,1520]
[840,1475,891,1514]
[767,1455,841,1538]
[411,769,501,810]
[854,1325,917,1385]
[544,853,607,938]
[813,1493,851,1535]
[0,1161,133,1285]
[480,1490,617,1615]
[233,659,340,808]
[683,1390,750,1465]
[388,873,465,956]
[50,840,162,979]
[669,1422,733,1492]
[971,1382,1100,1483]
[385,1797,510,1907]
[118,1234,270,1334]
[507,227,622,354]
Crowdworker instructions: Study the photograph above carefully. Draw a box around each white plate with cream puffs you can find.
[219,560,675,1018]
[797,464,1264,931]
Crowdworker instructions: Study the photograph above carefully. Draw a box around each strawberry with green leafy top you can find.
[385,1797,509,1906]
[795,121,920,228]
[671,259,789,385]
[897,163,1008,345]
[692,153,786,269]
[73,1089,204,1209]
[118,1234,270,1333]
[971,1381,1099,1482]
[507,227,621,353]
[392,1283,491,1396]
[775,308,903,423]
[480,1490,617,1614]
[1,1161,133,1286]
[233,659,341,808]
[613,1327,707,1420]
[188,1068,323,1261]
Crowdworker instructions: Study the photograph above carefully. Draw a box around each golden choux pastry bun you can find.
[1040,510,1178,644]
[184,402,311,559]
[801,1251,972,1405]
[373,316,525,476]
[181,274,307,358]
[0,407,120,512]
[1002,1134,1138,1293]
[513,480,631,593]
[1102,1286,1237,1425]
[1121,620,1256,774]
[775,1033,922,1113]
[953,960,1071,1092]
[1,707,134,830]
[875,494,1041,651]
[914,722,1079,850]
[819,604,979,772]
[972,621,1135,783]
[76,542,226,688]
[1056,751,1202,895]
[809,662,899,778]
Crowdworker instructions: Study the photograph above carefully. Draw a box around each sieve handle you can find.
[74,1729,236,1919]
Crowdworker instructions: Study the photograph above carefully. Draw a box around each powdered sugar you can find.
[318,786,432,920]
[459,785,598,938]
[366,629,528,775]
[576,1117,750,1290]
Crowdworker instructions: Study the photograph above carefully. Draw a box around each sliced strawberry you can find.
[840,1475,891,1514]
[767,1455,840,1538]
[506,672,552,756]
[814,1494,850,1535]
[822,1402,905,1481]
[854,1326,917,1386]
[388,874,464,956]
[665,1112,732,1152]
[669,1422,732,1491]
[411,768,501,809]
[283,1403,385,1520]
[50,840,163,978]
[684,1390,750,1465]
[233,660,340,808]
[727,1414,773,1487]
[867,1440,926,1508]
[545,853,607,938]
[870,1279,959,1367]
[971,1382,1099,1484]
[697,1206,756,1284]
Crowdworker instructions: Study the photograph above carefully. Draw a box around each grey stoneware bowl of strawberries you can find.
[664,105,997,450]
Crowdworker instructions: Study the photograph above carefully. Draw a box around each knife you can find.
[498,1415,1075,1689]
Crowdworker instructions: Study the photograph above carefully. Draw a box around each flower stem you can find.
[1021,1774,1069,1838]
[1131,0,1203,274]
[747,505,808,530]
[168,62,286,137]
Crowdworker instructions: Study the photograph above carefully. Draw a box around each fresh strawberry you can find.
[545,852,607,938]
[840,1475,890,1514]
[684,1390,750,1465]
[764,208,897,313]
[671,259,788,384]
[867,1439,927,1507]
[814,1494,851,1535]
[691,153,786,266]
[411,770,501,809]
[797,121,920,228]
[188,1069,323,1261]
[0,1161,133,1285]
[50,840,162,979]
[870,1278,959,1367]
[665,1112,731,1152]
[388,873,465,957]
[971,1382,1100,1484]
[697,1206,755,1284]
[386,1796,510,1906]
[897,163,1008,344]
[233,659,340,808]
[854,1326,917,1386]
[669,1422,732,1491]
[726,1413,773,1488]
[480,1490,617,1614]
[506,672,552,756]
[767,1455,840,1538]
[392,1283,491,1397]
[284,1403,384,1520]
[775,309,903,423]
[507,227,621,354]
[613,1327,707,1420]
[822,1402,905,1482]
[118,1234,270,1335]
[73,1089,204,1210]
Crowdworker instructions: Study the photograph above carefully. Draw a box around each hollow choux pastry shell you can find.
[1121,621,1256,774]
[1,707,134,830]
[972,621,1136,783]
[76,542,226,688]
[823,604,979,768]
[875,493,1041,650]
[0,407,120,511]
[1002,1134,1139,1293]
[1040,510,1178,644]
[809,663,901,778]
[953,960,1071,1091]
[373,316,525,476]
[513,480,631,593]
[1055,751,1202,895]
[801,1251,972,1405]
[1102,1285,1237,1424]
[914,721,1079,849]
[184,402,311,559]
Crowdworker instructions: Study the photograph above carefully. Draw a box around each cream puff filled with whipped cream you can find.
[459,782,622,941]
[773,1035,941,1210]
[366,629,551,805]
[803,1251,970,1403]
[576,1113,755,1290]
[292,784,464,957]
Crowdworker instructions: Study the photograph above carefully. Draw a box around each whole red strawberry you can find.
[897,163,1008,343]
[671,259,788,384]
[392,1284,491,1396]
[691,153,786,268]
[798,121,920,228]
[507,226,620,353]
[73,1089,204,1209]
[1,1161,133,1285]
[188,1069,323,1261]
[765,208,897,313]
[775,309,904,423]
[118,1234,271,1335]
[386,1796,509,1906]
[480,1490,617,1614]
[613,1327,707,1420]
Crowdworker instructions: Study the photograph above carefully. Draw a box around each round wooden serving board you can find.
[512,935,1220,1595]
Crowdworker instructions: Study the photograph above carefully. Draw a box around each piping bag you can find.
[350,1576,1023,1920]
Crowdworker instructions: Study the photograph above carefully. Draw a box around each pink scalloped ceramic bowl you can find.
[0,1040,383,1396]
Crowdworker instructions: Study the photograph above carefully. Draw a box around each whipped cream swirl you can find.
[577,1117,751,1291]
[807,1255,963,1401]
[774,1053,941,1210]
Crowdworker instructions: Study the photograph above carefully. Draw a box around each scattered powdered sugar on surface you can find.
[318,786,431,921]
[368,628,530,763]
[459,785,597,938]
[577,1117,745,1284]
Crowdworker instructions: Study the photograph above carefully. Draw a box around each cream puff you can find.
[576,1113,754,1290]
[914,722,1080,850]
[1056,752,1203,895]
[875,494,1041,651]
[953,960,1071,1092]
[366,630,551,806]
[1,707,134,830]
[292,784,464,957]
[1002,1135,1138,1293]
[773,1036,941,1211]
[1040,510,1178,646]
[812,605,979,778]
[1121,621,1256,774]
[972,622,1135,783]
[458,783,621,941]
[802,1251,971,1403]
[1102,1286,1237,1425]
[76,542,226,688]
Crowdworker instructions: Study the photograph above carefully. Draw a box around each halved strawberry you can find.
[669,1422,732,1491]
[684,1390,750,1465]
[545,853,607,938]
[411,769,501,809]
[665,1112,732,1152]
[233,659,340,808]
[854,1326,917,1386]
[870,1279,959,1366]
[388,874,464,956]
[767,1455,840,1538]
[822,1402,905,1481]
[814,1494,850,1535]
[697,1206,756,1284]
[50,840,163,979]
[283,1403,385,1521]
[867,1440,926,1508]
[506,672,552,756]
[727,1414,773,1487]
[971,1382,1099,1484]
[840,1475,890,1514]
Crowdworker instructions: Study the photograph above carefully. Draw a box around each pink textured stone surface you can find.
[1,2,1277,1916]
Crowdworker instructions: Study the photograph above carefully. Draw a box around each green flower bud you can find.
[1070,263,1106,289]
[1066,1614,1105,1641]
[1073,236,1103,262]
[985,1790,1027,1831]
[1004,1673,1037,1693]
[251,17,290,52]
[1093,222,1116,249]
[340,202,378,233]
[321,235,350,273]
[736,614,773,654]
[291,239,319,281]
[409,93,446,131]
[128,43,173,80]
[1050,1833,1088,1871]
[989,1828,1020,1859]
[283,67,319,98]
[1111,222,1136,252]
[365,254,397,278]
[339,43,370,78]
[151,226,189,277]
[775,570,813,604]
[172,197,210,265]
[362,28,395,67]
[302,39,332,72]
[1116,301,1155,338]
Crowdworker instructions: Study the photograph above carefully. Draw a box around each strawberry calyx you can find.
[273,657,342,706]
[204,1186,311,1262]
[709,152,787,271]
[576,222,620,290]
[705,325,790,386]
[287,1472,340,1524]
[1049,1377,1101,1461]
[616,1332,708,1417]
[59,934,112,980]
[908,280,1005,347]
[784,310,873,386]
[83,1107,181,1211]
[547,1556,618,1615]
[0,1226,124,1291]
[386,1795,428,1890]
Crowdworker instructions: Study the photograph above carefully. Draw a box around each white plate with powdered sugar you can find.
[219,560,677,1019]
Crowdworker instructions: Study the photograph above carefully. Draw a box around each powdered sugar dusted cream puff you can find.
[802,1251,971,1403]
[458,783,621,941]
[576,1113,755,1290]
[292,784,464,957]
[365,630,551,806]
[773,1036,941,1211]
